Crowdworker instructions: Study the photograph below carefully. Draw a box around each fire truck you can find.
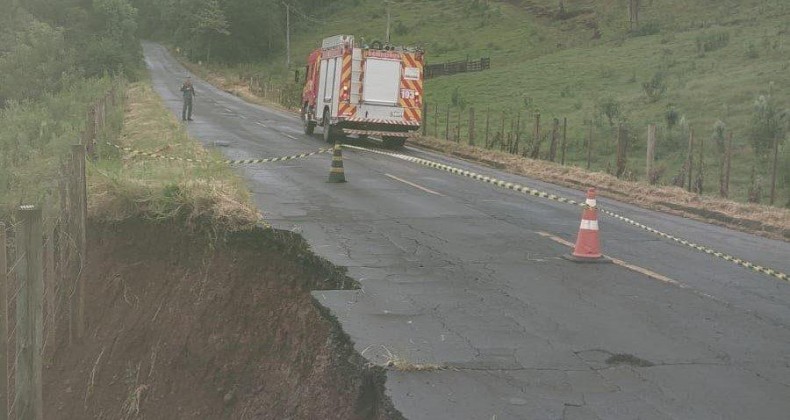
[301,35,424,148]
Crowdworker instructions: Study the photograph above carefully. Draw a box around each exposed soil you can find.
[44,219,402,420]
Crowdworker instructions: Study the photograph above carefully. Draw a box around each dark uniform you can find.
[181,78,196,121]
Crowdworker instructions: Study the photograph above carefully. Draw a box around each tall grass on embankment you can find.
[88,82,260,231]
[0,77,122,220]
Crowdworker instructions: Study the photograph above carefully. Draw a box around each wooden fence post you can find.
[723,132,732,197]
[513,112,521,154]
[468,107,475,146]
[507,117,514,153]
[100,97,106,129]
[587,123,593,170]
[549,118,559,162]
[434,104,439,137]
[500,112,506,150]
[531,113,541,159]
[0,223,6,420]
[456,108,461,142]
[422,101,428,137]
[770,133,780,205]
[15,206,44,420]
[484,109,490,148]
[561,117,568,165]
[646,124,656,184]
[70,145,87,342]
[687,128,695,192]
[629,0,640,29]
[615,124,628,178]
[57,167,69,349]
[44,222,55,357]
[445,107,450,140]
[695,131,705,195]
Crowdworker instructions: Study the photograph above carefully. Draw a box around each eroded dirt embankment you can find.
[44,219,402,420]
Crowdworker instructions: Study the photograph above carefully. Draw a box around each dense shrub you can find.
[642,72,667,102]
[696,30,730,56]
[631,21,661,37]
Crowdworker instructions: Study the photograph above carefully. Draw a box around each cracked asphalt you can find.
[143,42,790,420]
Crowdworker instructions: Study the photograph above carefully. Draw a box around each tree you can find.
[0,19,76,104]
[750,93,788,161]
[84,0,142,77]
[191,0,230,63]
[597,97,620,127]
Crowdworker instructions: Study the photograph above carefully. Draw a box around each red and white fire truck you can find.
[301,35,424,148]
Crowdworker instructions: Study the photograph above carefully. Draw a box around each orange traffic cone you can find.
[564,188,611,263]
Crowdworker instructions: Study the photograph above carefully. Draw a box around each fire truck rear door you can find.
[363,58,401,105]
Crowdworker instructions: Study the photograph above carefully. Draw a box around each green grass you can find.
[0,75,261,230]
[194,0,790,205]
[89,82,260,231]
[424,18,790,199]
[0,77,121,219]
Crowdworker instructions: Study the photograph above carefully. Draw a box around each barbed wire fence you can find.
[419,102,786,205]
[0,84,120,420]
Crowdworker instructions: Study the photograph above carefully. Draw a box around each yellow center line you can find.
[385,174,445,196]
[536,231,683,287]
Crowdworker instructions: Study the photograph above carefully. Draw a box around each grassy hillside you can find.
[201,0,790,205]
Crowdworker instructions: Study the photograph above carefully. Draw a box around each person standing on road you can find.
[181,76,196,121]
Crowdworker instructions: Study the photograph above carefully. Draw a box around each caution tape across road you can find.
[599,209,788,282]
[342,144,789,283]
[108,142,332,165]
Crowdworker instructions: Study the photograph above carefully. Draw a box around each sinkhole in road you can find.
[43,218,404,419]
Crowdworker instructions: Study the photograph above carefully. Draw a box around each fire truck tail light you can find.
[341,85,350,102]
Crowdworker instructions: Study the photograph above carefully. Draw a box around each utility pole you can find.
[770,134,780,205]
[386,1,391,42]
[284,2,290,69]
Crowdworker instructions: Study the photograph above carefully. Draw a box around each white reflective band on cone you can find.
[580,220,599,230]
[586,199,597,207]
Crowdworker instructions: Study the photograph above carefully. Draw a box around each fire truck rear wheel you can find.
[383,136,406,149]
[322,110,334,143]
[303,107,315,135]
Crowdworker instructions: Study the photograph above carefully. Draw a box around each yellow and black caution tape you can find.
[342,144,582,205]
[108,142,332,165]
[343,144,789,283]
[598,209,788,282]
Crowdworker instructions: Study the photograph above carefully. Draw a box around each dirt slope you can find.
[44,219,402,420]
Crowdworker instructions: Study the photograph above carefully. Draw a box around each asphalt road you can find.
[143,42,790,420]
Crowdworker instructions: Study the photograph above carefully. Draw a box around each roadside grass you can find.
[0,77,119,220]
[89,82,261,232]
[423,15,790,203]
